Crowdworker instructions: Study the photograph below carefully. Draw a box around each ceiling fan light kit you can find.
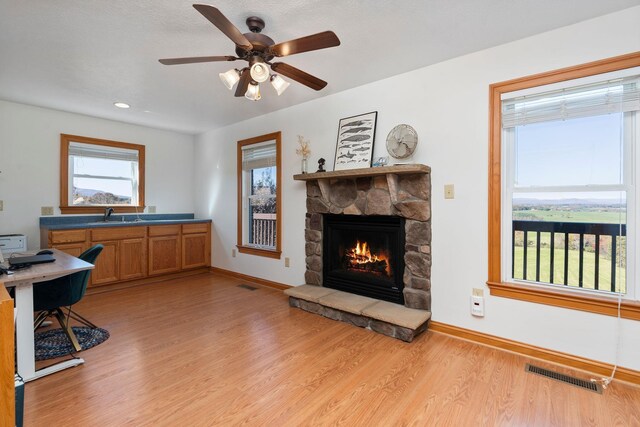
[219,68,241,90]
[249,62,270,83]
[159,4,341,101]
[270,74,290,96]
[245,82,261,101]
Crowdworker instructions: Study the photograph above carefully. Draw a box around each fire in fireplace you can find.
[323,214,405,304]
[345,241,390,276]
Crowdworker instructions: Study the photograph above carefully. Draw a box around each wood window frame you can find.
[236,131,282,259]
[488,52,640,321]
[60,134,145,214]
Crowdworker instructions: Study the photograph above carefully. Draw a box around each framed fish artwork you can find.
[333,111,377,171]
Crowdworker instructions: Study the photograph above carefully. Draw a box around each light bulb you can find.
[270,75,290,96]
[219,68,240,90]
[245,82,261,101]
[250,62,270,83]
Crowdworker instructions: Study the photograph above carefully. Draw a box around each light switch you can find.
[444,184,455,199]
[0,200,3,211]
[285,257,290,267]
[41,206,54,215]
[232,249,237,258]
[147,206,157,213]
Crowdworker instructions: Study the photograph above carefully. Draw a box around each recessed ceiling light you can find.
[114,102,130,109]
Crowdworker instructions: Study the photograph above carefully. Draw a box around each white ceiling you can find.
[1,0,638,134]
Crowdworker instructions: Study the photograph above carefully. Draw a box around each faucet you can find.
[104,207,114,222]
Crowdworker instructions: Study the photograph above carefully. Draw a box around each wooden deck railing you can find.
[512,220,626,292]
[250,213,276,248]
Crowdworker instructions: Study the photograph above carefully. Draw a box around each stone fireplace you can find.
[301,165,431,311]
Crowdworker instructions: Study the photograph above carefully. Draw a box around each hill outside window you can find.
[60,134,145,214]
[488,53,640,320]
[237,132,282,259]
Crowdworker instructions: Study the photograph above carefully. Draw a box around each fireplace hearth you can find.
[324,214,405,304]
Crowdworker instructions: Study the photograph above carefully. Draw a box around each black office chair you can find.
[33,244,103,352]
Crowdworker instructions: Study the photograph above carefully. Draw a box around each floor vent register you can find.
[525,363,602,394]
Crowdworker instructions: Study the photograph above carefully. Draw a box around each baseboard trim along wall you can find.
[209,267,292,290]
[429,321,640,386]
[207,268,639,385]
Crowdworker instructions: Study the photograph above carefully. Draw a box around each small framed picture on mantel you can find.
[333,111,377,171]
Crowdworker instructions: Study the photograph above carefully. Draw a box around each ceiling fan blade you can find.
[159,56,237,65]
[271,62,327,91]
[268,31,340,57]
[193,4,253,52]
[235,69,251,97]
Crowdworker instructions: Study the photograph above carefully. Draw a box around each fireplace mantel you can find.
[293,164,430,181]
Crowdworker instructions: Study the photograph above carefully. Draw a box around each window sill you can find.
[236,245,282,259]
[60,206,146,215]
[487,280,640,321]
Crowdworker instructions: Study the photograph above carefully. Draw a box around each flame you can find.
[346,240,391,276]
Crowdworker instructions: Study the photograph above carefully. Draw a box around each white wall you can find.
[0,100,196,248]
[195,6,640,370]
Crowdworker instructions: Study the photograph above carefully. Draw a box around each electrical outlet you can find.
[41,206,54,215]
[0,200,3,211]
[232,249,236,258]
[472,288,484,297]
[444,184,455,199]
[147,206,157,213]
[285,257,290,267]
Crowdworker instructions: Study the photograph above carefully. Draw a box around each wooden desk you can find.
[2,249,94,382]
[0,286,14,427]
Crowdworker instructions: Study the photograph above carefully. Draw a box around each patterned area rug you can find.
[35,327,110,361]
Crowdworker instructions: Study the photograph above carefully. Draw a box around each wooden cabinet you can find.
[90,226,147,287]
[50,229,87,245]
[148,224,182,275]
[47,230,88,256]
[182,223,210,269]
[52,242,86,257]
[45,221,211,288]
[120,238,147,280]
[149,236,181,275]
[91,240,119,285]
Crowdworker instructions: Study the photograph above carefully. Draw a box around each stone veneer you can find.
[303,170,431,310]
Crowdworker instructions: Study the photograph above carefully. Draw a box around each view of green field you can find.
[512,208,626,224]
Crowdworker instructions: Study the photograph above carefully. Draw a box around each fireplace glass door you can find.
[323,214,405,304]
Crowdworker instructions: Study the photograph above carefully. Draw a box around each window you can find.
[237,132,282,259]
[60,134,145,214]
[488,52,640,320]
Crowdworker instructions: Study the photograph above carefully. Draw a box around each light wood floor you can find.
[25,273,640,426]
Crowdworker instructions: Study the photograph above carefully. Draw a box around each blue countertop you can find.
[40,213,211,230]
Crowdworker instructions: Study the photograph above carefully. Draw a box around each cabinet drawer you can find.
[50,229,87,244]
[148,224,181,237]
[182,223,209,234]
[91,226,146,241]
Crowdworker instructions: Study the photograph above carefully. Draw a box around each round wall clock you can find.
[386,124,418,160]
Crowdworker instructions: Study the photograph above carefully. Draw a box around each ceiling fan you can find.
[159,4,341,100]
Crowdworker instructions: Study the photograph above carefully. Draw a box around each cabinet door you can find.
[91,240,119,286]
[182,233,209,269]
[120,238,147,280]
[148,235,181,275]
[50,229,87,245]
[51,242,86,258]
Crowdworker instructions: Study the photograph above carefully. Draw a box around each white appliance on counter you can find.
[0,234,27,256]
